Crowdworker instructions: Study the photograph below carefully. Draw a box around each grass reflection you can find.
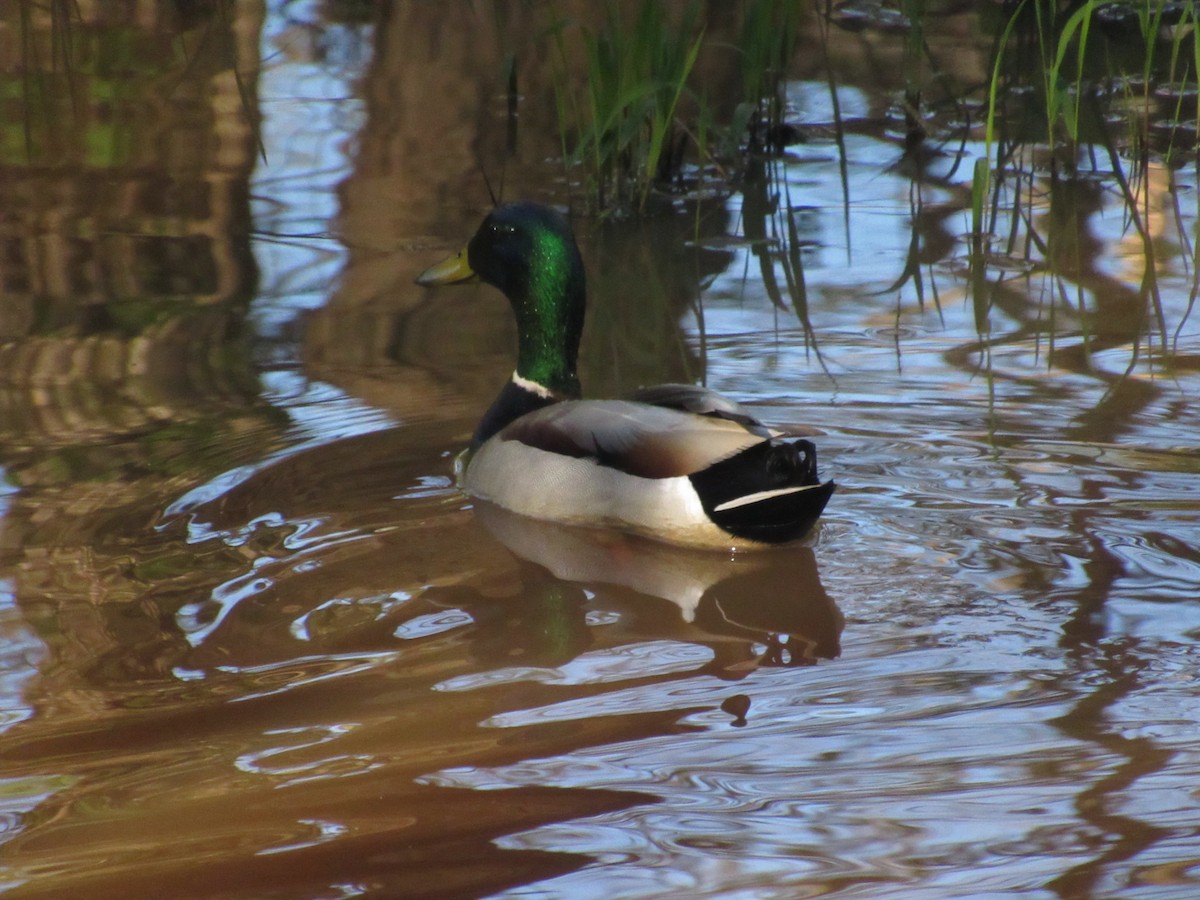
[740,154,829,366]
[969,0,1197,356]
[537,0,1199,360]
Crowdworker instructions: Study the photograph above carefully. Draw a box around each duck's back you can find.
[461,400,830,549]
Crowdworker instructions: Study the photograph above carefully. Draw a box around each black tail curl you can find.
[689,439,835,544]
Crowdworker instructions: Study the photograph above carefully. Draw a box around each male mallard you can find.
[416,202,835,550]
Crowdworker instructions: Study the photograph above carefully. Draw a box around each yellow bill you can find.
[415,247,476,286]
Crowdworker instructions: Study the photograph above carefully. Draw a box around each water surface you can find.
[1,3,1199,898]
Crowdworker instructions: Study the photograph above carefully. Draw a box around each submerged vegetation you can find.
[546,0,804,216]
[972,0,1200,358]
[533,0,1199,350]
[547,1,705,214]
[543,1,1200,212]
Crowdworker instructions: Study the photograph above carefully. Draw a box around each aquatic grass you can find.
[879,178,948,332]
[900,0,927,152]
[546,0,814,218]
[979,0,1200,205]
[1142,1,1200,183]
[738,154,830,370]
[1043,0,1095,145]
[970,0,1200,348]
[738,0,802,150]
[973,0,1029,243]
[549,0,705,216]
[809,3,852,260]
[536,0,1197,352]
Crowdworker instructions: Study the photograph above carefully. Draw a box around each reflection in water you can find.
[1048,640,1174,900]
[472,501,841,673]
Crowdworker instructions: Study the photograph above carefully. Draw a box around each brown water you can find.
[2,3,1199,898]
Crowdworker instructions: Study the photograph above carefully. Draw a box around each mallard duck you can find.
[416,201,835,549]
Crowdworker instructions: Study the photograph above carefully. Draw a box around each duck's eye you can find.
[489,223,517,237]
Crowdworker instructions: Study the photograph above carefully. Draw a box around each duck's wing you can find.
[629,383,771,435]
[497,400,765,479]
[479,398,835,547]
[630,383,825,438]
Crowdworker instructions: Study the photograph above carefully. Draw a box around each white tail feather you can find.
[713,484,822,513]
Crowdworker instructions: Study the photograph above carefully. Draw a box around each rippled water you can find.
[2,2,1200,898]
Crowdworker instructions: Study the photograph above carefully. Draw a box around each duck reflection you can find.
[31,425,838,697]
[421,501,842,677]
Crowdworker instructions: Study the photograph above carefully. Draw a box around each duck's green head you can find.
[417,202,585,397]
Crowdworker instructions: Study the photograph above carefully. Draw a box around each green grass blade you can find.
[640,28,703,210]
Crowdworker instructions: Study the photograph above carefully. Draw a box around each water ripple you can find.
[436,641,714,695]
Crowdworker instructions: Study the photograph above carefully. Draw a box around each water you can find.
[1,2,1199,897]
